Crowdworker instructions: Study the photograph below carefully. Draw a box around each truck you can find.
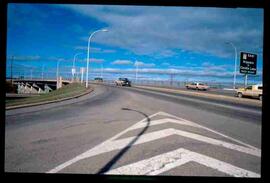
[235,84,263,101]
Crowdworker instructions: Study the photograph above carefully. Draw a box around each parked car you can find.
[185,82,209,91]
[115,78,131,86]
[235,84,263,100]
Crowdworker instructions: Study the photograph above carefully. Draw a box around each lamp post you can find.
[226,42,237,90]
[56,59,64,88]
[134,60,139,84]
[72,53,83,82]
[86,28,108,88]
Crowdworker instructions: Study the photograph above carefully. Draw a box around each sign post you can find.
[240,52,257,87]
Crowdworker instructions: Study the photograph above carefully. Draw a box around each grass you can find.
[6,83,89,107]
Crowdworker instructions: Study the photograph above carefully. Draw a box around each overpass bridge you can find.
[9,78,72,94]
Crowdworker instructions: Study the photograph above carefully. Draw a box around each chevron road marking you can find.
[47,111,261,175]
[105,148,260,177]
[47,111,162,173]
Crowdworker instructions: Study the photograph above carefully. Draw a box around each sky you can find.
[6,3,264,85]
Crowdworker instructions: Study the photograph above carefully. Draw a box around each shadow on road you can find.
[97,107,151,174]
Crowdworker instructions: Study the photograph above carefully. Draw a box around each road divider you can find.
[6,83,94,110]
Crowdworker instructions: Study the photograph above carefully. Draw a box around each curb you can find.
[5,87,94,110]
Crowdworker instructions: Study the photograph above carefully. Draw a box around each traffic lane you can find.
[133,85,261,107]
[131,85,261,110]
[51,107,260,175]
[5,85,261,173]
[5,85,119,128]
[117,86,261,148]
[108,85,261,124]
[141,85,236,97]
[5,85,148,172]
[6,84,107,117]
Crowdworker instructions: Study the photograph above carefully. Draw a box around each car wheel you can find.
[238,93,243,98]
[259,95,262,101]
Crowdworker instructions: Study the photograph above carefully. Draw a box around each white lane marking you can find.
[47,111,261,173]
[157,111,260,151]
[106,148,260,177]
[47,111,163,173]
[48,128,260,173]
[94,128,260,158]
[128,118,201,131]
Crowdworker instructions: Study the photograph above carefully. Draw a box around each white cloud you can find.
[60,5,263,58]
[112,60,133,65]
[90,58,105,63]
[75,46,115,53]
[134,61,155,67]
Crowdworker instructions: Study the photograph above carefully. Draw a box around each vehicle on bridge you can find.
[185,82,209,91]
[235,84,263,101]
[115,78,131,87]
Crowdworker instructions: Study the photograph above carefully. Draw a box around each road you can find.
[5,84,261,177]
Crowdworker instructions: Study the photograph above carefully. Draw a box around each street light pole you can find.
[72,53,83,82]
[134,60,138,84]
[57,59,62,81]
[226,42,237,89]
[86,28,108,88]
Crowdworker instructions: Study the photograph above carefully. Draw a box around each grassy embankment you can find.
[6,83,89,107]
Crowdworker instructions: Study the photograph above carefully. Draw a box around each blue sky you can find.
[6,4,264,84]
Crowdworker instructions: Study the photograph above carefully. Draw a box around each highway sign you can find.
[240,52,257,75]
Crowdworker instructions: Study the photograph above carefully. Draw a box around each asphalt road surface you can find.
[5,84,261,177]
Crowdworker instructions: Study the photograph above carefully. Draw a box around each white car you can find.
[185,82,209,91]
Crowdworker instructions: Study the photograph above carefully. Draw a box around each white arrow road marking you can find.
[105,148,260,177]
[47,111,261,174]
[128,118,200,131]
